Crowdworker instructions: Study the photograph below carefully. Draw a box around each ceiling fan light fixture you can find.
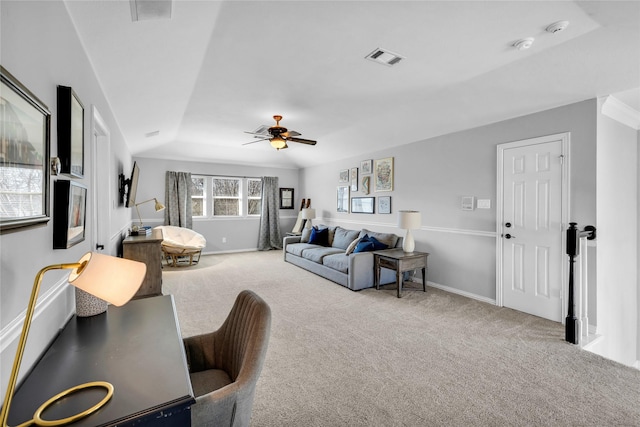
[270,136,287,150]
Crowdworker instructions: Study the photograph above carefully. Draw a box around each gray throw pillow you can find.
[332,227,360,249]
[300,227,312,243]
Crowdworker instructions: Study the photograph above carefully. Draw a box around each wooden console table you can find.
[8,295,195,427]
[374,249,429,298]
[124,228,163,298]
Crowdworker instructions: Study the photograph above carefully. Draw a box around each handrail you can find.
[565,223,596,344]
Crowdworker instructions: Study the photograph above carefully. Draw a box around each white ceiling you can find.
[64,1,640,169]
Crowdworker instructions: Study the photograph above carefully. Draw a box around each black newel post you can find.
[565,223,580,344]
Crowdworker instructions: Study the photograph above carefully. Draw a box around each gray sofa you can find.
[283,226,402,291]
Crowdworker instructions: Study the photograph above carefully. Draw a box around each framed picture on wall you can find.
[378,196,391,214]
[0,66,51,231]
[279,187,294,209]
[351,197,375,214]
[339,169,349,183]
[337,185,350,213]
[57,85,84,178]
[374,157,394,192]
[53,180,87,249]
[360,159,373,174]
[350,167,358,192]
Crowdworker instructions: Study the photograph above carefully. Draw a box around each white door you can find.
[91,106,111,254]
[497,133,568,322]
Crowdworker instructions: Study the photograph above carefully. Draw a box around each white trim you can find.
[91,105,112,254]
[601,96,640,130]
[408,279,496,305]
[496,132,571,320]
[317,218,496,238]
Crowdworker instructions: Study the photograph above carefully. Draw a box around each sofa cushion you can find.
[308,226,329,246]
[286,243,323,257]
[359,229,399,248]
[300,227,312,243]
[354,240,375,253]
[332,227,360,250]
[322,253,350,274]
[302,247,343,263]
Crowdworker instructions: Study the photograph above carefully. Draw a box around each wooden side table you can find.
[374,249,429,298]
[123,228,163,298]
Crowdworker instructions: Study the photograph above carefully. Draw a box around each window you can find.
[191,175,262,219]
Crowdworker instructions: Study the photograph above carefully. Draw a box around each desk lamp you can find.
[0,252,146,427]
[398,210,421,253]
[133,197,165,229]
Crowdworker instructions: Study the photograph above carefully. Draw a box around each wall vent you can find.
[365,48,405,67]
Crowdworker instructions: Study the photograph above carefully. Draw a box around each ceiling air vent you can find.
[365,48,405,67]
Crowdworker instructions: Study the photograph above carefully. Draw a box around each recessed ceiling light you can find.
[546,21,570,34]
[365,48,405,67]
[513,37,535,51]
[145,130,160,138]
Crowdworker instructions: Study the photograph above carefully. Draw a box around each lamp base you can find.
[402,230,415,253]
[75,288,107,317]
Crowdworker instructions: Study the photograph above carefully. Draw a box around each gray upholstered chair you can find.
[183,290,271,427]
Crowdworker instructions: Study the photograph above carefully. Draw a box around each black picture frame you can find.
[351,197,375,214]
[0,66,51,232]
[53,180,87,249]
[279,187,294,209]
[57,85,84,178]
[378,196,391,214]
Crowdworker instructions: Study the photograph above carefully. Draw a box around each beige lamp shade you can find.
[398,210,421,229]
[69,252,146,306]
[302,208,316,220]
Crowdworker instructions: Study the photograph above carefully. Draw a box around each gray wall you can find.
[300,99,597,302]
[132,157,300,252]
[1,0,134,398]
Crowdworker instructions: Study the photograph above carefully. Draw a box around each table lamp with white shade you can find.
[302,208,316,230]
[0,252,146,427]
[398,210,421,253]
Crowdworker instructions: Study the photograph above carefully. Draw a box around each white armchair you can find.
[155,225,206,267]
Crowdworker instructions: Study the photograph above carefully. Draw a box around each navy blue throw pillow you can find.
[308,226,329,246]
[353,234,388,253]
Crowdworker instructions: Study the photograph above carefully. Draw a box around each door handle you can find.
[504,234,515,239]
[96,244,105,251]
[505,222,512,228]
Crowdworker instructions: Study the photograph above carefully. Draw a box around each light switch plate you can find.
[477,199,491,209]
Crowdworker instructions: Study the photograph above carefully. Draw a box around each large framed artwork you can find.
[57,85,84,178]
[279,187,294,209]
[337,185,349,213]
[351,196,375,214]
[0,66,51,232]
[53,180,87,249]
[374,157,394,192]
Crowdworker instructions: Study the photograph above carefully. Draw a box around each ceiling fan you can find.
[243,115,317,150]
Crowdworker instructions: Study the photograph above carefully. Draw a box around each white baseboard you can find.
[409,277,496,305]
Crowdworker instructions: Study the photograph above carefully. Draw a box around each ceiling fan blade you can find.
[242,138,269,146]
[244,130,270,137]
[287,137,317,145]
[282,130,302,137]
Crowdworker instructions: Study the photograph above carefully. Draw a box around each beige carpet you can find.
[162,251,640,426]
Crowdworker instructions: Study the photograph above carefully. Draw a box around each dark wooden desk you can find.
[8,295,194,427]
[374,249,429,298]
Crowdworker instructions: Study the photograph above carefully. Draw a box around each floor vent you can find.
[365,48,405,67]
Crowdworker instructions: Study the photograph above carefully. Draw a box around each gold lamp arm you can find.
[0,263,113,427]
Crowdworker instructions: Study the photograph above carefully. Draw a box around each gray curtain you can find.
[165,171,193,228]
[257,176,282,250]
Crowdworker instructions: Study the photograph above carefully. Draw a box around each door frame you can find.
[91,105,112,254]
[495,132,571,321]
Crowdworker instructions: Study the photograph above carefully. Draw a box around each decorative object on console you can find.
[53,180,87,249]
[302,208,316,230]
[133,197,165,230]
[0,252,145,427]
[360,159,373,175]
[398,210,421,253]
[57,85,84,178]
[0,66,51,232]
[378,196,391,214]
[374,157,394,192]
